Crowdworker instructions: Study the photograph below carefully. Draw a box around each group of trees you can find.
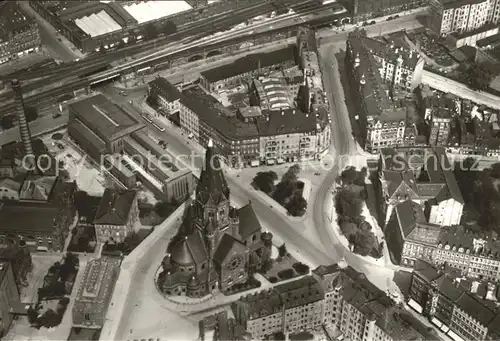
[273,165,307,216]
[335,167,382,258]
[251,165,308,216]
[37,253,79,300]
[103,231,144,255]
[466,63,498,91]
[142,21,177,40]
[28,298,69,329]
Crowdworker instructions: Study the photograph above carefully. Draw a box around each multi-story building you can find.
[93,189,139,243]
[148,80,329,167]
[416,90,458,146]
[0,261,21,338]
[233,277,324,339]
[409,260,500,341]
[378,147,464,226]
[72,257,120,329]
[207,265,435,341]
[0,246,32,287]
[0,3,41,65]
[148,28,331,167]
[68,94,145,161]
[385,198,500,281]
[346,29,423,152]
[428,0,494,36]
[157,141,273,297]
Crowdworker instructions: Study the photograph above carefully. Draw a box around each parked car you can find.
[52,112,61,119]
[370,20,376,24]
[119,91,127,96]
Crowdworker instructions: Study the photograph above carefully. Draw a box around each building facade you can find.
[346,29,423,153]
[93,189,139,243]
[147,28,330,167]
[0,3,41,65]
[157,141,273,297]
[0,261,20,338]
[378,147,464,227]
[427,0,500,36]
[408,260,500,341]
[205,265,435,341]
[72,257,120,328]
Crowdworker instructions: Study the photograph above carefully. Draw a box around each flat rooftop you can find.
[75,257,120,304]
[122,1,192,24]
[69,95,143,142]
[74,10,122,38]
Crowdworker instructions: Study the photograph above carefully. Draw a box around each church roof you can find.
[237,202,261,239]
[213,234,246,265]
[196,140,230,202]
[170,230,208,266]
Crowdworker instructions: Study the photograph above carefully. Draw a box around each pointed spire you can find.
[208,138,213,148]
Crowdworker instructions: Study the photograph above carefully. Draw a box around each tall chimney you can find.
[11,79,33,157]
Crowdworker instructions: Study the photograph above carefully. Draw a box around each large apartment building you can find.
[409,260,500,341]
[202,265,437,341]
[428,0,500,36]
[346,29,424,153]
[0,3,41,65]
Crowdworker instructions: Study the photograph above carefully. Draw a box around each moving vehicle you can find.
[152,122,165,132]
[141,113,153,123]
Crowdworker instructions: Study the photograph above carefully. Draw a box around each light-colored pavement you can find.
[422,70,500,110]
[19,1,84,61]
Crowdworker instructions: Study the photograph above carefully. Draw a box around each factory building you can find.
[68,95,194,202]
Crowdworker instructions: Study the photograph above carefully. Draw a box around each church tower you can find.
[195,139,231,288]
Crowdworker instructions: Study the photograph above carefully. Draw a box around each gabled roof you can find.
[394,200,426,238]
[213,233,246,265]
[237,202,261,240]
[93,189,136,226]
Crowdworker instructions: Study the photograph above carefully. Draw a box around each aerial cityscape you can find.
[2,0,500,340]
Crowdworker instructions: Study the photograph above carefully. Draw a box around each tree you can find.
[353,231,377,257]
[272,180,295,205]
[0,115,14,130]
[336,188,364,217]
[252,171,277,193]
[285,194,307,217]
[123,231,141,252]
[162,21,177,35]
[25,106,38,122]
[282,164,301,183]
[467,64,495,91]
[155,201,174,217]
[278,243,287,258]
[144,23,158,39]
[339,220,358,238]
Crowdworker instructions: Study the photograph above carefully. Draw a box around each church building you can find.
[157,140,272,297]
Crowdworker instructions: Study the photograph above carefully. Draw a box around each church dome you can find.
[170,237,194,266]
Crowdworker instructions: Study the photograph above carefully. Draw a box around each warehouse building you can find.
[27,0,238,53]
[68,95,194,202]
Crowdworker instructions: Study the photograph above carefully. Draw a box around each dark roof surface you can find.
[213,233,246,265]
[200,46,296,82]
[0,201,59,233]
[93,189,136,225]
[0,2,35,40]
[237,202,262,240]
[69,95,143,142]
